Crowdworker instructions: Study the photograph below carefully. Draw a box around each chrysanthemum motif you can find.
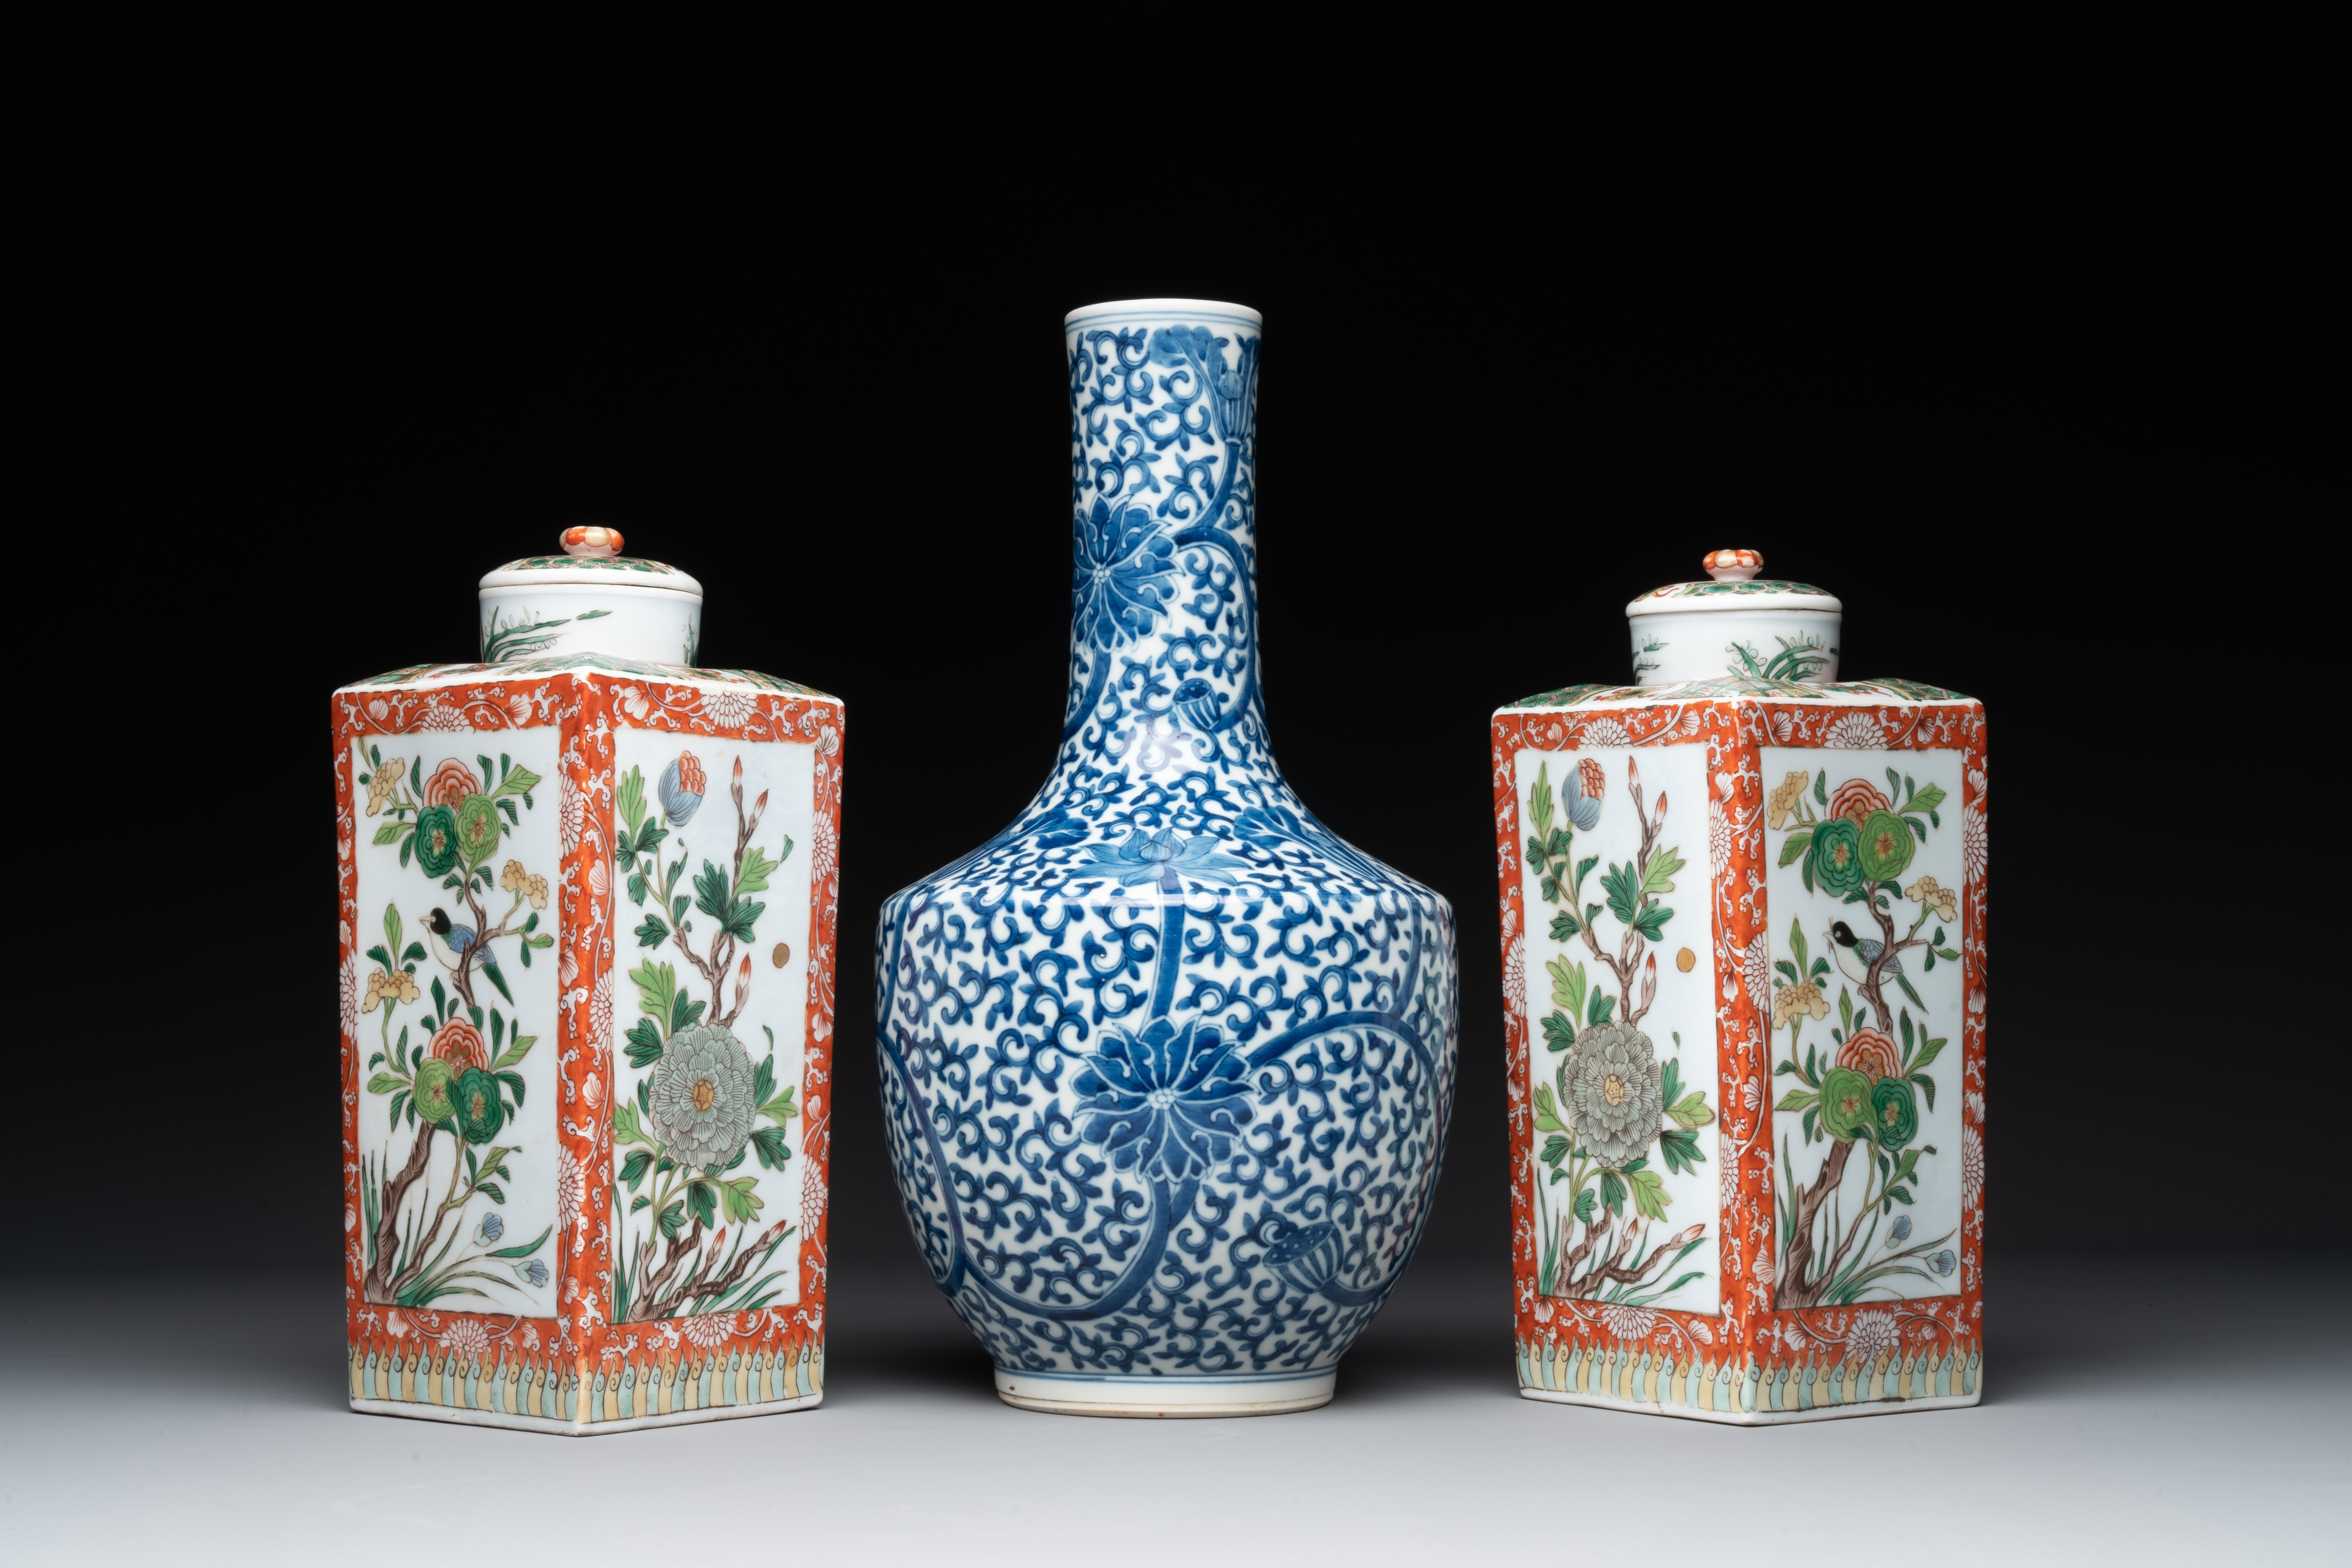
[701,686,757,728]
[810,812,838,882]
[340,957,361,1036]
[418,701,470,733]
[649,1023,757,1172]
[1961,1123,1985,1210]
[1962,804,1988,885]
[559,773,583,856]
[557,1146,584,1243]
[1579,717,1631,747]
[1600,1305,1657,1341]
[1074,1018,1253,1181]
[1564,1024,1663,1167]
[1743,933,1771,1013]
[1708,798,1732,877]
[1821,711,1885,750]
[681,1313,736,1350]
[589,975,613,1054]
[1720,1147,1741,1210]
[1843,1309,1900,1365]
[802,1167,826,1239]
[440,1318,491,1361]
[1502,935,1527,1017]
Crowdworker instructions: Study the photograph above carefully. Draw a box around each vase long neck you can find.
[1056,301,1273,788]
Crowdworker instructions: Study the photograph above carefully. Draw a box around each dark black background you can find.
[16,141,2332,1292]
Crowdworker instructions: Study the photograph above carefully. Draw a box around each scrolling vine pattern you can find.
[877,314,1459,1379]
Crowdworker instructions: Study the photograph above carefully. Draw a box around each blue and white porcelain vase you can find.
[877,298,1460,1417]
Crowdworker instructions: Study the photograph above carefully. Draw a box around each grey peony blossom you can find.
[649,1023,756,1172]
[1564,1022,1663,1167]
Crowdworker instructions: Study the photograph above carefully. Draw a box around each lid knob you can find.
[1702,547,1762,583]
[561,524,625,559]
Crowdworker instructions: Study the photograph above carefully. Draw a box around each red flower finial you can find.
[1702,547,1762,582]
[561,524,624,558]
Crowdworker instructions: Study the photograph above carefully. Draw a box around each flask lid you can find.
[1626,548,1841,617]
[478,525,704,598]
[477,528,705,664]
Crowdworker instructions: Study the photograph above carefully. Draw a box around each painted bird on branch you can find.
[1829,920,1903,986]
[426,907,506,994]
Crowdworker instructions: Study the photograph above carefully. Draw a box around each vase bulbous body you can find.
[877,300,1460,1417]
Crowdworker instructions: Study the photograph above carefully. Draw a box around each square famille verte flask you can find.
[332,526,842,1432]
[1493,548,1986,1423]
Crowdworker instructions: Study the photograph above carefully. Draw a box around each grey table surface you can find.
[3,1252,2345,1566]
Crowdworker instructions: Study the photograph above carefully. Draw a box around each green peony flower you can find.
[412,1056,457,1123]
[414,805,461,877]
[1811,816,1864,892]
[1819,1066,1874,1142]
[454,794,503,867]
[1857,809,1915,882]
[454,1067,505,1144]
[1563,1022,1663,1167]
[648,1022,756,1172]
[1869,1076,1918,1149]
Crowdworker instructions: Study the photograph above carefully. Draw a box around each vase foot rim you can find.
[992,1368,1335,1418]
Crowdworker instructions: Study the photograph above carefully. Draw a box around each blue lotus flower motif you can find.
[1931,1249,1956,1277]
[1888,1214,1913,1245]
[1075,1018,1253,1182]
[1080,826,1251,893]
[1072,497,1176,648]
[473,1213,504,1246]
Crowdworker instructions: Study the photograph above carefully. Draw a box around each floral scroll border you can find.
[1492,697,1987,1403]
[333,670,842,1420]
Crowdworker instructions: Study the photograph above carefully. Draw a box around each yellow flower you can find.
[1905,875,1959,922]
[501,858,528,893]
[1772,978,1828,1028]
[366,760,405,817]
[1767,770,1810,831]
[525,873,549,911]
[365,968,420,1010]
